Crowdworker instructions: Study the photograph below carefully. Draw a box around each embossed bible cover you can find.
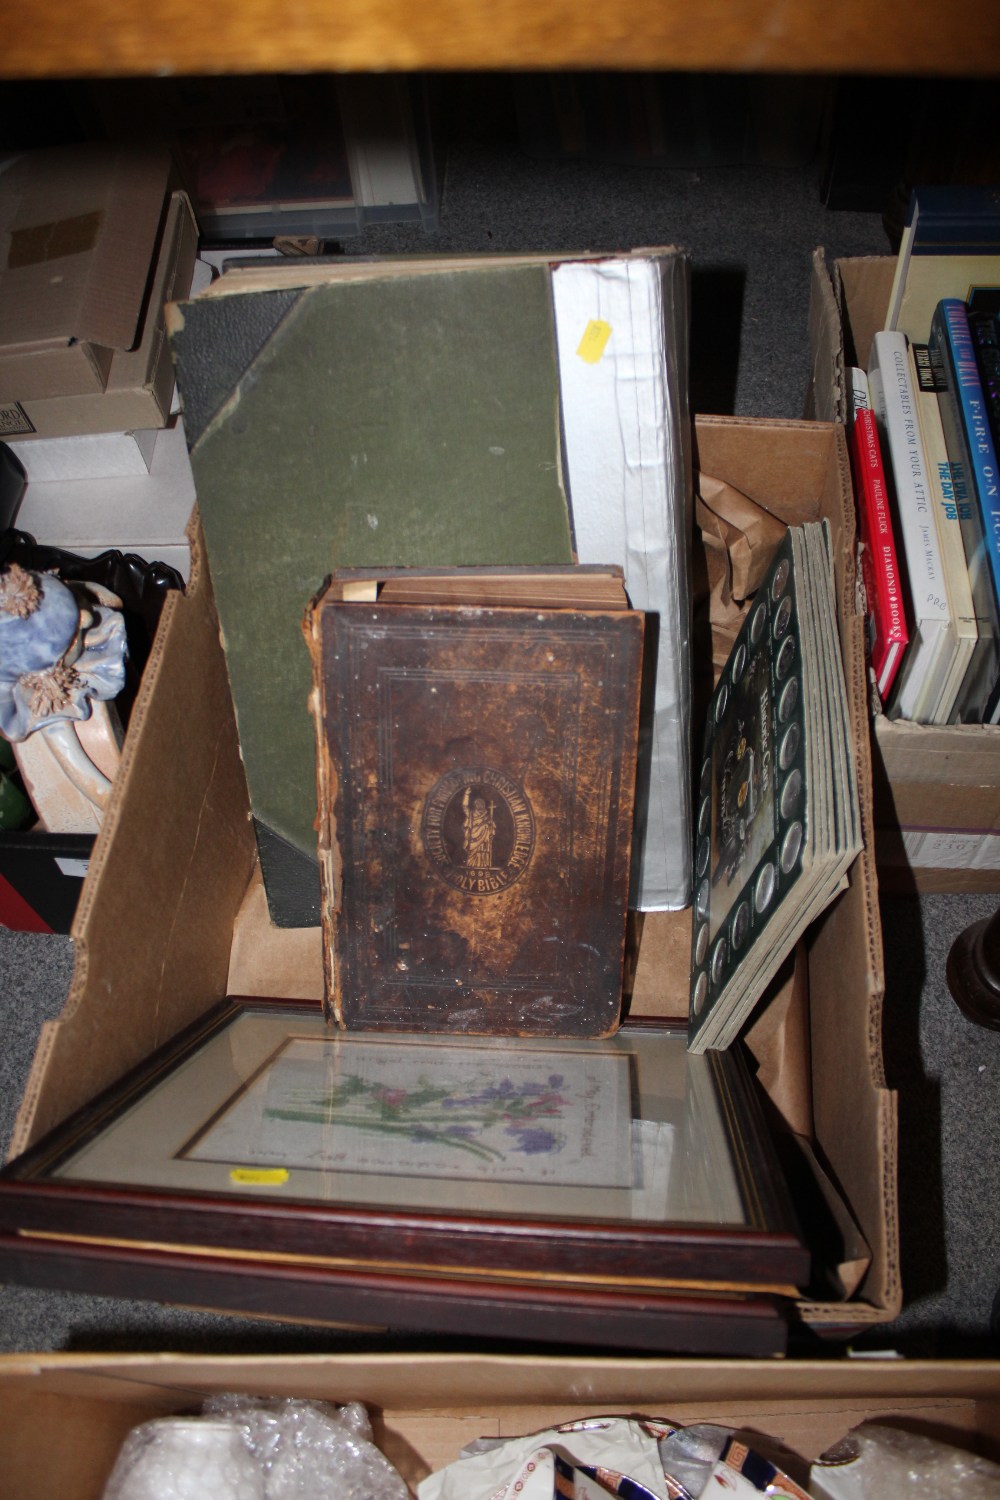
[305,579,644,1036]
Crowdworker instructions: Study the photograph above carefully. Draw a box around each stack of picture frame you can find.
[0,996,809,1354]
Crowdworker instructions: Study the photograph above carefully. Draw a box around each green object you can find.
[170,265,574,922]
[0,768,31,830]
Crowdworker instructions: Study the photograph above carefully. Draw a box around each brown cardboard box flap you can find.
[805,249,896,426]
[0,143,172,402]
[805,248,843,423]
[228,867,324,999]
[873,714,1000,807]
[625,419,895,1325]
[9,533,256,1160]
[745,943,812,1138]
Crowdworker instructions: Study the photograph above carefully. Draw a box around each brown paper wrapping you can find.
[695,472,789,672]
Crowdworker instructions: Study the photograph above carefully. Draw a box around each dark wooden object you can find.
[947,903,1000,1030]
[3,0,995,80]
[0,998,809,1351]
[0,1232,789,1356]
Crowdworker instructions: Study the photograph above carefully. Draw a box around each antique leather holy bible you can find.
[305,570,645,1037]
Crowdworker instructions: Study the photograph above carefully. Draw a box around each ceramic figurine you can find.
[0,562,127,832]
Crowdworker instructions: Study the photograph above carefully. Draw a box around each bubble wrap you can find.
[810,1421,1000,1499]
[100,1397,411,1500]
[204,1394,411,1500]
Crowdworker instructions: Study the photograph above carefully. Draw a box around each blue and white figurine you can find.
[0,563,127,827]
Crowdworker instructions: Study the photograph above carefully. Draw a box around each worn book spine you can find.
[868,331,954,722]
[969,308,1000,456]
[846,367,908,701]
[909,342,979,723]
[929,298,1000,723]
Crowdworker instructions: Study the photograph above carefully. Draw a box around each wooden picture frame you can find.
[0,998,808,1352]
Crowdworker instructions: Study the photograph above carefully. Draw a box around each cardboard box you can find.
[0,1352,998,1500]
[807,249,1000,893]
[15,419,196,582]
[4,417,898,1343]
[8,427,160,481]
[0,184,197,440]
[0,143,172,410]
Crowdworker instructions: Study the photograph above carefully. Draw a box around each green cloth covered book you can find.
[168,263,575,925]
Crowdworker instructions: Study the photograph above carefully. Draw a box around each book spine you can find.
[869,331,951,720]
[846,368,908,699]
[885,188,918,332]
[929,298,1000,719]
[969,308,1000,457]
[910,342,979,722]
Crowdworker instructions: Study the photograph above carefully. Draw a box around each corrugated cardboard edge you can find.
[9,513,257,1159]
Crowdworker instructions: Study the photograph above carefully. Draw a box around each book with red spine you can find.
[846,367,909,700]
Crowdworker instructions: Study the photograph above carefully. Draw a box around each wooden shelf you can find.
[5,0,1000,80]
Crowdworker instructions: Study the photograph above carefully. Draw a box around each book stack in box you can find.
[844,186,1000,729]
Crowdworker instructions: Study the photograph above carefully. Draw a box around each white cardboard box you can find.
[9,427,160,481]
[14,419,195,581]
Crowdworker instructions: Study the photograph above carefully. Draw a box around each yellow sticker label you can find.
[230,1168,289,1186]
[576,320,612,364]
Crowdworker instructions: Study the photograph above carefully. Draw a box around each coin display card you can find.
[688,521,861,1054]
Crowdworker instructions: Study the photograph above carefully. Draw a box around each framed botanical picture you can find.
[0,998,808,1349]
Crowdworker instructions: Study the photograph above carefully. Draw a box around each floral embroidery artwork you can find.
[185,1036,633,1189]
[263,1071,572,1161]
